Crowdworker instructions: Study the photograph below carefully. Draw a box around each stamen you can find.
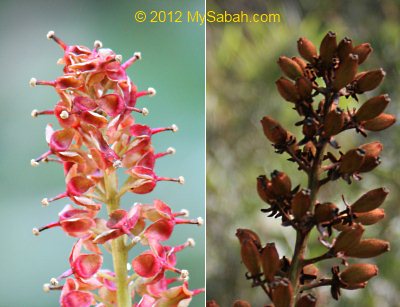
[31,109,39,118]
[29,78,37,87]
[41,192,68,207]
[31,109,54,117]
[127,263,132,271]
[141,107,149,116]
[196,217,204,226]
[41,198,49,207]
[178,176,185,184]
[155,147,176,159]
[94,40,103,49]
[147,87,156,96]
[59,110,69,119]
[115,54,123,63]
[31,159,40,167]
[132,236,141,244]
[151,125,179,135]
[157,176,185,184]
[50,278,59,286]
[187,238,195,247]
[167,147,176,155]
[32,228,40,236]
[171,124,178,132]
[43,283,51,293]
[32,151,52,165]
[113,160,123,169]
[179,269,190,281]
[46,30,67,50]
[180,209,190,217]
[121,52,142,70]
[35,80,56,87]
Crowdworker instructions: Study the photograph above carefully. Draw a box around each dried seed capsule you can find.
[363,113,396,131]
[351,187,389,213]
[295,294,317,307]
[355,68,386,93]
[324,107,344,137]
[296,76,313,100]
[337,37,353,62]
[302,118,317,138]
[319,31,337,67]
[292,56,307,72]
[291,188,311,219]
[359,141,383,172]
[314,202,338,223]
[270,170,292,197]
[236,228,261,249]
[257,175,275,203]
[207,301,220,307]
[339,264,378,286]
[345,239,390,258]
[240,239,261,277]
[261,116,288,144]
[352,43,373,64]
[261,243,280,282]
[272,278,293,307]
[354,208,385,225]
[297,37,317,63]
[303,264,319,280]
[276,77,300,102]
[332,224,365,254]
[278,56,303,80]
[355,94,390,122]
[338,148,366,174]
[332,53,359,91]
[233,300,251,307]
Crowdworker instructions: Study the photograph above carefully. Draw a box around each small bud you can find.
[355,208,385,225]
[236,228,261,248]
[340,263,378,286]
[272,278,294,307]
[338,148,365,174]
[147,87,156,96]
[295,76,313,100]
[187,238,195,247]
[297,37,317,63]
[351,187,389,213]
[353,43,373,65]
[31,109,39,118]
[94,40,103,48]
[277,56,303,80]
[171,124,179,132]
[332,224,364,254]
[363,113,396,131]
[291,189,311,219]
[41,198,50,207]
[233,300,251,307]
[355,94,390,122]
[319,31,337,67]
[314,202,338,223]
[337,37,353,62]
[355,68,386,93]
[324,107,344,137]
[260,116,288,144]
[141,107,149,116]
[270,170,292,197]
[31,159,40,167]
[43,283,51,293]
[29,78,37,87]
[295,294,317,307]
[46,31,55,40]
[291,56,307,71]
[32,228,40,236]
[276,77,300,103]
[240,239,261,277]
[257,175,274,203]
[178,176,185,184]
[261,243,280,282]
[345,239,390,258]
[332,53,359,91]
[59,110,69,119]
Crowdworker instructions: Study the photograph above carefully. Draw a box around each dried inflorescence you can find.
[208,32,395,306]
[30,31,203,307]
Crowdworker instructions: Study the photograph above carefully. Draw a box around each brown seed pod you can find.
[261,116,288,144]
[261,243,280,282]
[304,141,317,157]
[351,187,389,213]
[319,31,337,67]
[332,224,365,254]
[355,68,386,93]
[297,37,317,63]
[338,148,365,174]
[278,56,303,80]
[324,107,345,137]
[339,263,378,286]
[337,37,353,62]
[240,239,261,277]
[314,202,338,223]
[276,77,300,103]
[345,239,390,258]
[207,301,220,307]
[232,300,251,307]
[355,94,390,122]
[303,264,319,281]
[332,53,359,91]
[358,141,383,173]
[272,278,293,307]
[292,56,307,72]
[271,170,292,197]
[291,188,311,219]
[354,208,385,225]
[296,76,313,100]
[236,228,262,249]
[302,118,317,139]
[257,175,275,203]
[352,43,373,65]
[363,113,396,131]
[295,294,317,307]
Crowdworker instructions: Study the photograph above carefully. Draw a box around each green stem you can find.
[104,171,131,307]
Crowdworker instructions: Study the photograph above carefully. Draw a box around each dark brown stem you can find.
[299,279,332,292]
[302,252,333,266]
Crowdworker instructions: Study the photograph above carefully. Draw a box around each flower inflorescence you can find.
[30,31,203,307]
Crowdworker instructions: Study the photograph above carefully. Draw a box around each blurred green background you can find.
[206,0,400,306]
[0,0,204,306]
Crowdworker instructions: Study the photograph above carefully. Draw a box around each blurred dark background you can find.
[0,0,204,306]
[206,0,400,306]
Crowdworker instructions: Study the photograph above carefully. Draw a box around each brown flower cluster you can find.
[208,32,395,306]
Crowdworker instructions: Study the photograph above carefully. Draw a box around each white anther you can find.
[41,198,49,207]
[94,40,103,49]
[46,31,55,40]
[32,228,40,236]
[113,160,123,168]
[115,54,123,63]
[29,78,37,87]
[127,263,132,271]
[87,154,93,159]
[59,110,69,119]
[180,209,189,217]
[134,52,142,60]
[31,109,39,118]
[141,107,149,116]
[31,159,39,167]
[171,124,178,132]
[178,176,185,185]
[43,283,51,293]
[147,87,156,96]
[50,278,59,286]
[180,269,189,281]
[196,217,204,226]
[132,236,141,243]
[167,147,176,155]
[187,238,195,247]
